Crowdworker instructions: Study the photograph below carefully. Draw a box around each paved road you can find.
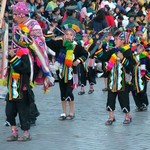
[0,78,150,150]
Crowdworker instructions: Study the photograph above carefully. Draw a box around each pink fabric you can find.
[16,48,29,57]
[100,1,106,9]
[62,12,67,22]
[80,7,88,19]
[13,2,29,17]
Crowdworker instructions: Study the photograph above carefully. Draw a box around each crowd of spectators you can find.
[2,0,150,42]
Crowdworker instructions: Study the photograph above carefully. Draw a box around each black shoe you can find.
[78,91,85,95]
[88,89,94,94]
[4,121,11,127]
[135,106,147,112]
[59,113,67,121]
[105,118,116,126]
[123,117,132,124]
[102,88,108,92]
[142,105,148,111]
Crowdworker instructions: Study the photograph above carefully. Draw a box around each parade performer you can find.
[78,30,97,95]
[101,31,115,92]
[95,30,133,125]
[6,47,32,142]
[130,25,150,111]
[46,23,88,120]
[131,44,150,112]
[12,2,54,126]
[0,0,8,98]
[5,1,54,141]
[12,2,54,90]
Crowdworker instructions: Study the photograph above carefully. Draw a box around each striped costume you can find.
[95,44,133,113]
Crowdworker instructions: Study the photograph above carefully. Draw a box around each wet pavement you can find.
[0,78,150,150]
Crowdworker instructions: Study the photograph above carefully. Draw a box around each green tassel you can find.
[63,40,74,50]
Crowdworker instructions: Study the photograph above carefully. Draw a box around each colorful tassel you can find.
[63,40,74,67]
[107,53,117,71]
[139,51,150,76]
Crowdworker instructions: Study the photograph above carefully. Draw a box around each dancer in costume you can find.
[12,2,54,126]
[6,46,32,142]
[46,23,88,120]
[5,1,54,141]
[95,30,133,125]
[130,26,150,111]
[12,3,54,89]
[101,31,115,92]
[78,30,98,95]
[131,44,150,112]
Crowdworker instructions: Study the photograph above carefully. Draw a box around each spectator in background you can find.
[62,6,84,40]
[35,0,44,6]
[44,5,53,22]
[104,0,116,12]
[113,7,120,19]
[133,2,140,13]
[26,0,37,18]
[35,5,47,30]
[116,0,127,15]
[80,1,90,22]
[77,0,86,10]
[126,15,137,29]
[45,0,58,11]
[92,0,101,12]
[36,4,45,16]
[127,6,137,18]
[52,7,62,23]
[120,9,129,27]
[136,10,146,26]
[87,3,95,15]
[90,9,108,34]
[116,15,123,28]
[104,5,116,28]
[125,1,132,12]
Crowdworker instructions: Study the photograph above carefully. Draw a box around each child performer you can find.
[95,30,133,125]
[131,44,150,111]
[46,24,88,120]
[101,31,115,91]
[78,30,97,95]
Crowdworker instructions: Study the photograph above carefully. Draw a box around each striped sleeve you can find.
[78,55,87,63]
[145,71,150,80]
[9,56,21,67]
[121,57,129,67]
[94,48,103,59]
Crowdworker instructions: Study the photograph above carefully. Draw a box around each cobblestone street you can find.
[0,78,150,150]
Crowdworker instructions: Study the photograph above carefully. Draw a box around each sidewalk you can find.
[0,78,150,150]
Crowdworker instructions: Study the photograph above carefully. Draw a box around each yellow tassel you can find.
[0,79,7,86]
[30,81,36,88]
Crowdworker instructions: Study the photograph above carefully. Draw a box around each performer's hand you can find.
[73,60,80,66]
[8,49,16,58]
[117,51,124,60]
[97,40,102,49]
